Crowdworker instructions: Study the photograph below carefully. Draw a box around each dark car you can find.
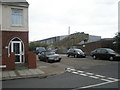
[90,48,120,61]
[36,47,46,54]
[38,51,61,62]
[67,48,86,58]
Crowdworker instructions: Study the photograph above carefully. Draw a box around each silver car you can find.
[38,51,62,63]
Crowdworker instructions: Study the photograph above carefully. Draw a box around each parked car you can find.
[67,48,86,58]
[38,51,62,62]
[36,47,46,54]
[90,48,120,61]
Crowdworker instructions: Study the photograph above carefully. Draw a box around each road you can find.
[2,55,120,89]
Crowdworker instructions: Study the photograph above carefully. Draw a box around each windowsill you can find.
[11,24,23,27]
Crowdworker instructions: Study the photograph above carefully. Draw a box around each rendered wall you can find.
[0,4,2,89]
[0,4,2,67]
[118,1,120,32]
[0,0,27,2]
[0,4,2,29]
[2,5,28,31]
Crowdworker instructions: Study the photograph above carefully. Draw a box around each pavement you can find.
[0,55,72,81]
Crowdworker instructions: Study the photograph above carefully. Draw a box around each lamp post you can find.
[71,37,74,48]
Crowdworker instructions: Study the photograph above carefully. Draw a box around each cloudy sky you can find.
[27,0,119,41]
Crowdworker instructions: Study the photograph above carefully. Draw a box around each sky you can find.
[27,0,119,41]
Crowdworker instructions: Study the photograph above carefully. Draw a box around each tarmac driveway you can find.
[59,55,119,70]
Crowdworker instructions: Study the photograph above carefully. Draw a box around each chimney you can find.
[68,26,70,35]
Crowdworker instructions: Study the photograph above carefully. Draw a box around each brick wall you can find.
[27,51,37,68]
[76,39,114,55]
[2,31,29,62]
[1,53,15,70]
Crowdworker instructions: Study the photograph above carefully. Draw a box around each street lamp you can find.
[83,45,86,48]
[71,37,74,48]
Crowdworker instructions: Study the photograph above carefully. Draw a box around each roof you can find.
[0,0,29,7]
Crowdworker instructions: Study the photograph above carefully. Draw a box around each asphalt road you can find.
[2,55,120,89]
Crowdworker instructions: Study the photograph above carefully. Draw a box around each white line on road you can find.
[101,79,112,82]
[107,77,119,81]
[79,73,88,76]
[70,69,76,71]
[72,72,79,74]
[95,74,105,78]
[66,68,119,82]
[89,76,99,79]
[77,71,84,73]
[80,80,119,89]
[86,72,94,75]
[66,68,119,89]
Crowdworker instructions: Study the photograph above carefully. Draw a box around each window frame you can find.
[11,8,23,26]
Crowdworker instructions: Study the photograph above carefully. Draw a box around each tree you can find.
[29,42,48,52]
[113,32,120,53]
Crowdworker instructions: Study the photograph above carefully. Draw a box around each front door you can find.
[11,41,23,63]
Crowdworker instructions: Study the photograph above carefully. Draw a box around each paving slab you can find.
[8,71,16,77]
[0,71,2,80]
[2,72,9,78]
[1,56,67,80]
[23,70,33,76]
[28,69,40,75]
[18,70,27,76]
[35,69,44,74]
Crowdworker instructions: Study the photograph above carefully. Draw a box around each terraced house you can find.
[0,0,36,70]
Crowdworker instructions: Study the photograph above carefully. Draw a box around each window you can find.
[101,49,107,54]
[96,49,101,53]
[11,8,23,25]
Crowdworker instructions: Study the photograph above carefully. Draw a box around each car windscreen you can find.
[106,49,115,53]
[46,52,55,55]
[75,49,84,53]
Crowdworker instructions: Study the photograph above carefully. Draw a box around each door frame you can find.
[11,41,22,63]
[8,37,25,64]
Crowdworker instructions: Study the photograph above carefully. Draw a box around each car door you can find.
[69,49,74,56]
[40,52,46,60]
[100,49,108,59]
[95,49,101,58]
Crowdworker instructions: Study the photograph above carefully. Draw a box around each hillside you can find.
[52,32,89,48]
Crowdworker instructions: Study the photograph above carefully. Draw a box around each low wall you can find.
[27,51,37,68]
[1,53,15,70]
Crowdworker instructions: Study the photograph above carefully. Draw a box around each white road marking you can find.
[107,77,119,81]
[77,71,84,73]
[66,68,119,89]
[86,72,94,75]
[95,74,105,78]
[66,68,119,82]
[89,76,99,79]
[70,69,76,71]
[66,70,72,72]
[66,68,71,70]
[80,73,88,76]
[72,72,79,74]
[80,80,118,89]
[101,79,112,82]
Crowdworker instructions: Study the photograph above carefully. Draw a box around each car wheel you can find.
[58,60,61,62]
[45,59,49,62]
[74,55,77,58]
[39,57,42,61]
[109,56,114,61]
[67,54,70,57]
[93,55,97,59]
